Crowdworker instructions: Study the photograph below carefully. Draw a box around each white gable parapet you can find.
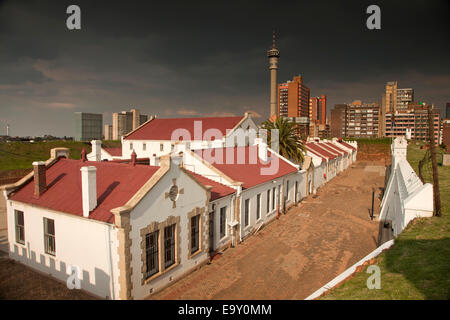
[379,136,433,237]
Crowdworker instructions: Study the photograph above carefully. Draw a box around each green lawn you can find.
[320,142,450,300]
[0,140,121,172]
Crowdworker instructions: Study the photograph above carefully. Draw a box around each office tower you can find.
[267,32,280,119]
[104,124,113,140]
[330,104,347,138]
[397,88,414,111]
[74,112,103,141]
[446,102,450,119]
[131,108,141,130]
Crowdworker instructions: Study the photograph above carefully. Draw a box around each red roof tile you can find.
[195,146,298,189]
[125,116,243,141]
[306,142,337,160]
[104,147,122,157]
[9,159,160,223]
[186,170,235,201]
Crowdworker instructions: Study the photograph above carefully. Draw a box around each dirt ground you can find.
[150,160,385,300]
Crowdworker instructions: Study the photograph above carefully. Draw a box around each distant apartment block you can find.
[74,112,103,142]
[112,108,148,140]
[396,88,414,111]
[385,103,441,145]
[446,102,450,119]
[345,101,381,138]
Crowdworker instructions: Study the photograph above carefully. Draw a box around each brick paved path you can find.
[151,161,385,300]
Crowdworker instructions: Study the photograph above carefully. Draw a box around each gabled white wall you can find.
[128,162,209,299]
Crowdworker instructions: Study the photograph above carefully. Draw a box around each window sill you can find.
[188,249,203,260]
[143,261,180,285]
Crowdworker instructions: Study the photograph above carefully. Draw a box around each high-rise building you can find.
[446,102,450,119]
[385,103,440,145]
[277,75,310,118]
[112,108,148,140]
[330,104,347,138]
[267,32,280,119]
[74,112,103,142]
[318,94,326,125]
[397,88,414,111]
[104,124,113,140]
[309,97,319,122]
[384,81,398,113]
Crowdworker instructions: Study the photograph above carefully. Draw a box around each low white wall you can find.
[6,200,119,299]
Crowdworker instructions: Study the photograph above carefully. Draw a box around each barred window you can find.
[164,224,175,268]
[220,206,226,238]
[256,193,261,220]
[15,210,24,245]
[44,218,55,256]
[190,215,200,254]
[272,187,276,210]
[244,199,250,227]
[145,231,159,278]
[160,143,164,151]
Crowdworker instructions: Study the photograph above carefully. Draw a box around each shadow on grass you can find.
[384,237,450,299]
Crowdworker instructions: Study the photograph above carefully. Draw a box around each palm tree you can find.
[261,117,306,164]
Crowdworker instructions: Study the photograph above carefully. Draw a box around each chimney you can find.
[80,166,97,218]
[131,150,137,166]
[81,148,87,162]
[254,138,268,162]
[33,161,47,198]
[91,140,102,161]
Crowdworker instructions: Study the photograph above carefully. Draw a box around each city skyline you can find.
[0,0,449,137]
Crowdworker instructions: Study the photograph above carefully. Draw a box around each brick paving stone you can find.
[150,161,385,300]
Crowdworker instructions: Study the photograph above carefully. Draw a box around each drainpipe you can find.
[236,185,242,243]
[230,194,236,247]
[106,224,115,300]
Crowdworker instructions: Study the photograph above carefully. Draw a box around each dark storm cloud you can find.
[0,0,449,136]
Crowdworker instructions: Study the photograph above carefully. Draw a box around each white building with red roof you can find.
[121,112,258,160]
[1,134,356,299]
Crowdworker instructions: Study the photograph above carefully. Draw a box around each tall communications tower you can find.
[267,31,280,118]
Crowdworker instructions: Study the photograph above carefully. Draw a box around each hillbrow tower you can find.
[267,31,280,119]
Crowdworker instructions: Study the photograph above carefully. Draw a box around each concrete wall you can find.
[6,200,119,299]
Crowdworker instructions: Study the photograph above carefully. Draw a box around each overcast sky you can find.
[0,0,449,137]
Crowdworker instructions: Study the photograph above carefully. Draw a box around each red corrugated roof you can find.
[124,116,243,141]
[195,146,298,189]
[305,147,326,162]
[306,142,337,160]
[317,143,341,157]
[186,170,235,201]
[104,147,122,157]
[9,159,160,224]
[338,140,356,151]
[324,142,348,155]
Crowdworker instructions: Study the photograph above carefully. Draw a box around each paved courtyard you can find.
[151,161,385,300]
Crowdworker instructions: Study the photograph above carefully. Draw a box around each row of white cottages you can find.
[1,115,357,300]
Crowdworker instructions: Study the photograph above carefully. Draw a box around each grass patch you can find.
[320,142,450,300]
[0,140,121,172]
